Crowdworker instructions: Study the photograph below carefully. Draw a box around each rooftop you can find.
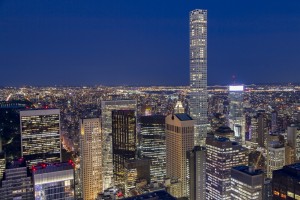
[232,165,264,176]
[175,113,193,121]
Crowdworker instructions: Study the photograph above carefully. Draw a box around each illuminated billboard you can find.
[229,85,244,92]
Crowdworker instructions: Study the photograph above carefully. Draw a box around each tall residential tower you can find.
[80,118,103,200]
[189,9,208,146]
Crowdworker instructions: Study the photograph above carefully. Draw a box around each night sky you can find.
[1,0,300,86]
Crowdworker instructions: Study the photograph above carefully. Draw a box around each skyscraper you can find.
[140,115,166,182]
[206,137,247,200]
[80,118,103,200]
[267,141,285,178]
[272,163,300,199]
[187,146,206,200]
[189,9,208,146]
[101,100,137,189]
[20,109,61,166]
[228,85,245,143]
[0,158,34,199]
[165,113,194,198]
[231,165,264,200]
[112,110,137,191]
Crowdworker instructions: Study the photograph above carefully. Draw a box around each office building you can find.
[189,9,208,146]
[32,162,75,200]
[187,146,206,200]
[20,109,61,166]
[101,100,136,189]
[231,165,264,200]
[80,118,103,200]
[267,141,285,178]
[272,163,300,199]
[228,85,245,143]
[206,136,247,200]
[0,158,34,199]
[112,110,137,191]
[124,159,151,195]
[287,125,300,161]
[0,100,31,160]
[140,115,166,182]
[165,113,194,198]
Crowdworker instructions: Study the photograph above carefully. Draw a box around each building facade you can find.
[187,146,206,200]
[231,165,264,200]
[206,136,247,200]
[0,158,34,199]
[272,163,300,199]
[189,9,208,146]
[139,115,166,182]
[267,141,285,178]
[80,118,103,200]
[20,109,61,166]
[112,110,137,191]
[228,85,245,143]
[165,113,194,198]
[32,162,75,200]
[101,100,137,189]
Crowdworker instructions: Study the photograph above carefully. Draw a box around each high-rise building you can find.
[0,100,31,160]
[267,141,285,178]
[231,165,264,200]
[140,115,166,182]
[20,109,61,166]
[189,9,208,146]
[272,163,300,199]
[101,100,137,189]
[206,136,247,200]
[112,110,137,191]
[0,158,34,199]
[187,146,206,200]
[287,125,300,161]
[80,118,103,200]
[32,162,75,200]
[165,113,194,198]
[228,85,245,143]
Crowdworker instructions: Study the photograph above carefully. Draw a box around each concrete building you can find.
[206,136,247,200]
[101,100,137,190]
[187,146,206,200]
[20,109,61,166]
[189,9,208,146]
[287,125,300,161]
[165,113,194,198]
[267,141,285,178]
[80,118,103,200]
[231,165,264,200]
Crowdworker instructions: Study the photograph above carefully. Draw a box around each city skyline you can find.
[1,1,300,86]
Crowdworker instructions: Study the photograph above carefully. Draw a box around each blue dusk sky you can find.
[0,0,300,86]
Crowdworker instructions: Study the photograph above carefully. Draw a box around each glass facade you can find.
[33,163,75,200]
[112,110,137,190]
[139,115,166,182]
[20,109,61,166]
[101,100,136,190]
